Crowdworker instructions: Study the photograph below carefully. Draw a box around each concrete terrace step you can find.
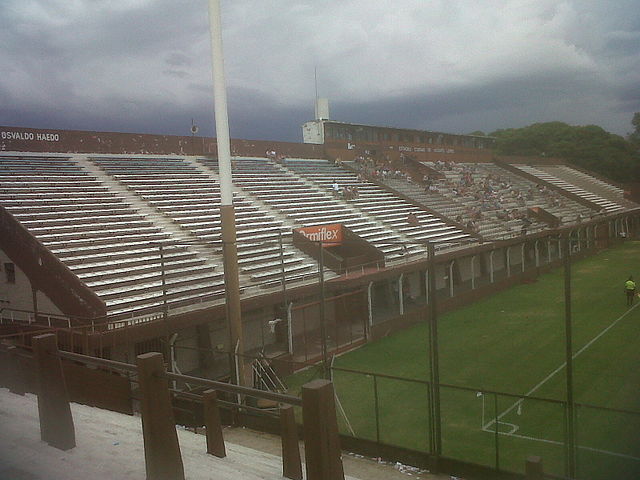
[104,280,226,313]
[240,255,307,274]
[39,231,168,249]
[250,262,317,283]
[72,252,201,276]
[58,246,190,266]
[85,264,217,290]
[23,217,157,235]
[97,271,224,301]
[28,222,157,238]
[49,238,171,256]
[16,212,145,228]
[3,201,130,214]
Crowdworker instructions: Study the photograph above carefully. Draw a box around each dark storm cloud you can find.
[330,68,610,134]
[226,87,310,141]
[1,0,639,141]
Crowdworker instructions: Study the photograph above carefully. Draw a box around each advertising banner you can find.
[295,223,343,247]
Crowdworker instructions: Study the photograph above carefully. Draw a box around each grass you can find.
[286,241,640,479]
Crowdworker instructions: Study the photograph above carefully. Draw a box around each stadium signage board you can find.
[398,145,456,154]
[296,223,343,247]
[1,131,60,142]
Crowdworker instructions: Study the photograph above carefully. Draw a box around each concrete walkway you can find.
[0,388,454,480]
[223,426,453,480]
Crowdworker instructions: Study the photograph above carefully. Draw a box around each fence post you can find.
[494,393,500,471]
[203,389,226,458]
[301,379,344,480]
[372,374,380,443]
[32,334,76,451]
[136,352,184,480]
[6,346,26,395]
[280,404,303,480]
[525,455,544,480]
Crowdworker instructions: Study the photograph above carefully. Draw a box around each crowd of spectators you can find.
[351,155,415,183]
[350,155,559,236]
[266,149,286,164]
[342,154,599,238]
[331,179,359,200]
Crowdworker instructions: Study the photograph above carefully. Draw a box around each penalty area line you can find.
[482,301,640,431]
[492,430,640,462]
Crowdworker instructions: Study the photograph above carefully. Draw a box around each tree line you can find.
[472,114,640,183]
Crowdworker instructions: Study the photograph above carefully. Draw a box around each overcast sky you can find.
[1,0,639,142]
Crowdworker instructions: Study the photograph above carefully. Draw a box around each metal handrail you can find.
[163,371,301,406]
[171,389,280,418]
[56,349,302,406]
[58,351,138,373]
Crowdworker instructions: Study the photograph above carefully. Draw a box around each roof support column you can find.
[470,255,476,290]
[398,274,404,315]
[489,250,495,283]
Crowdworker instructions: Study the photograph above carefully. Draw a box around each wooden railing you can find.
[18,334,345,480]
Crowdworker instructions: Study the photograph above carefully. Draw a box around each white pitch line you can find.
[492,430,640,462]
[483,301,640,430]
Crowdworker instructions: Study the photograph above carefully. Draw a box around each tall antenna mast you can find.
[314,66,319,103]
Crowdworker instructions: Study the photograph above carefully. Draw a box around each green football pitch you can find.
[287,241,640,479]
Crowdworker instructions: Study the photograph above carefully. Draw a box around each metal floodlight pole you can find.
[318,241,329,378]
[159,244,170,359]
[159,245,168,319]
[563,237,576,478]
[427,242,442,462]
[208,0,244,387]
[279,230,288,309]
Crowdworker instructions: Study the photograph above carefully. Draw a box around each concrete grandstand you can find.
[1,124,639,382]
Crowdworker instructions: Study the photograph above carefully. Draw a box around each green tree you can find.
[490,121,640,183]
[629,112,640,146]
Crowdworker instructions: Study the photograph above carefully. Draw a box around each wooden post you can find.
[32,334,76,451]
[525,455,544,480]
[301,379,344,480]
[136,352,184,480]
[203,389,226,458]
[280,405,303,480]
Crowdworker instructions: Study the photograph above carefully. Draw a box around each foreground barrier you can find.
[22,334,343,480]
[33,334,76,451]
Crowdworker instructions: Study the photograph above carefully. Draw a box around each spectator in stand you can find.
[407,212,420,227]
[526,188,535,200]
[332,179,340,196]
